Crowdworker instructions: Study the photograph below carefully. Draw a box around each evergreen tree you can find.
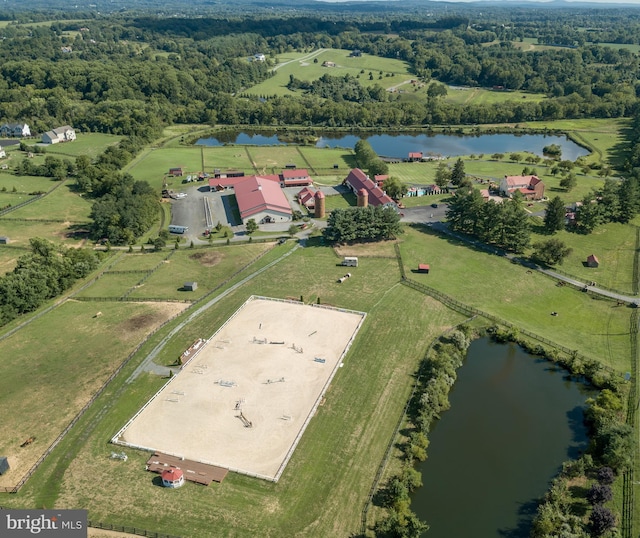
[544,196,566,233]
[434,161,451,189]
[450,158,466,186]
[618,176,640,223]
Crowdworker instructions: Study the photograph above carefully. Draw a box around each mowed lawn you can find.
[399,225,631,372]
[46,245,464,537]
[0,299,187,487]
[246,48,412,97]
[246,146,303,172]
[127,147,205,191]
[31,133,123,160]
[529,223,637,294]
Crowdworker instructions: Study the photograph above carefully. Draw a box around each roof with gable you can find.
[209,174,279,190]
[343,168,396,207]
[297,186,316,207]
[235,176,292,220]
[587,254,599,264]
[504,175,539,188]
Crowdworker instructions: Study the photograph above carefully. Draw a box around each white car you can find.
[175,193,187,199]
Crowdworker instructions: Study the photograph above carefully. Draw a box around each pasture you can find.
[202,146,255,173]
[35,134,123,159]
[399,225,631,372]
[444,86,547,106]
[297,146,356,175]
[245,49,412,97]
[0,218,87,247]
[21,246,463,537]
[0,299,187,488]
[127,147,205,191]
[3,182,92,223]
[0,247,25,276]
[0,173,56,194]
[529,223,637,295]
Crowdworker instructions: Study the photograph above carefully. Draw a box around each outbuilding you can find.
[0,237,9,244]
[184,282,198,291]
[0,456,9,475]
[418,264,430,274]
[586,254,600,268]
[161,468,185,488]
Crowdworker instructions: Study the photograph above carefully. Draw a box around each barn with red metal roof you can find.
[235,176,293,224]
[343,168,397,209]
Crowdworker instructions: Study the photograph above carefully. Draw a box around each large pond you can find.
[196,131,589,160]
[412,338,593,537]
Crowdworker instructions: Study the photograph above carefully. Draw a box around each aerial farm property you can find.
[113,296,366,481]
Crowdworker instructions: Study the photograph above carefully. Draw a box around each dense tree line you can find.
[354,139,389,177]
[322,206,401,243]
[0,238,99,326]
[445,188,531,253]
[0,11,637,134]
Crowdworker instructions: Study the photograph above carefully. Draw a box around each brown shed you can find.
[586,254,599,268]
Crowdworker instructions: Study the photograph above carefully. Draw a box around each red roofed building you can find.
[161,468,185,488]
[408,152,423,162]
[209,174,279,191]
[586,254,600,268]
[499,175,545,200]
[343,169,397,209]
[297,186,317,209]
[235,176,292,224]
[374,174,389,187]
[280,169,312,187]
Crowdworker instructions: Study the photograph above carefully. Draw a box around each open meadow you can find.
[245,49,412,97]
[398,225,631,372]
[32,134,123,159]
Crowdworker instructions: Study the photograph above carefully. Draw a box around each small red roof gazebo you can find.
[161,468,185,488]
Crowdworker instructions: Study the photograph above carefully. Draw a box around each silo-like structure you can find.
[314,190,326,218]
[357,188,369,207]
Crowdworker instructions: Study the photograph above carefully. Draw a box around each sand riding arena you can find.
[112,296,366,482]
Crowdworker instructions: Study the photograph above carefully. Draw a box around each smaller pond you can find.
[411,338,593,537]
[196,131,589,160]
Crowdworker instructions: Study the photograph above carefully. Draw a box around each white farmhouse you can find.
[42,126,76,145]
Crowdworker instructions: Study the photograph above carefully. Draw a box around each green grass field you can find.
[245,48,412,97]
[0,247,25,275]
[3,182,92,222]
[0,120,637,535]
[0,173,57,194]
[0,218,87,247]
[127,243,273,300]
[444,86,547,106]
[28,133,124,159]
[529,223,637,294]
[127,147,205,191]
[399,225,631,371]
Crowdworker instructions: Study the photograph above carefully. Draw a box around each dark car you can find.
[431,203,438,208]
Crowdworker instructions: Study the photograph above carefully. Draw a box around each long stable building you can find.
[235,176,293,224]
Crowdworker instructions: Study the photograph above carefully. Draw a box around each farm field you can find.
[127,243,274,300]
[245,48,412,97]
[444,86,547,106]
[31,134,123,159]
[3,182,92,222]
[0,173,57,194]
[297,146,356,175]
[398,225,631,372]
[529,223,637,294]
[0,118,636,536]
[0,247,25,275]
[0,218,87,247]
[0,299,187,488]
[10,245,464,537]
[202,146,255,173]
[127,147,205,191]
